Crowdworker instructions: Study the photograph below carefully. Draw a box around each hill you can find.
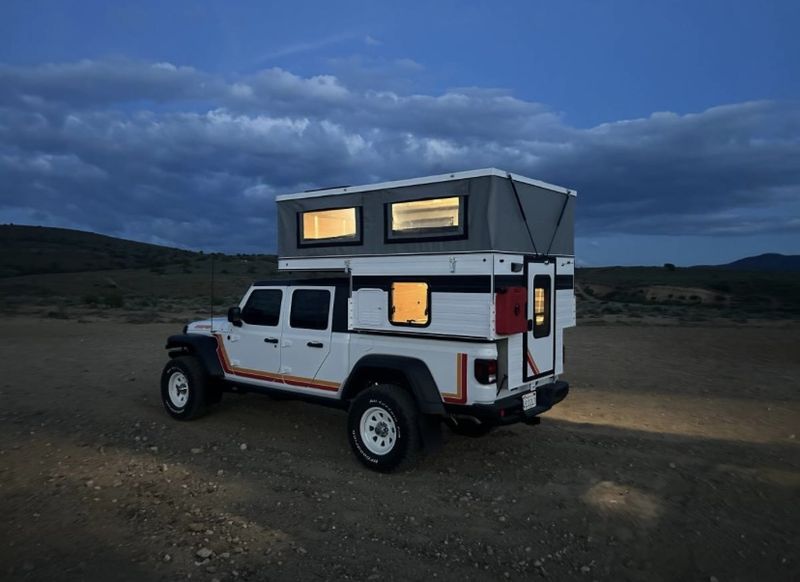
[720,253,800,272]
[0,224,197,277]
[0,225,278,321]
[0,225,797,324]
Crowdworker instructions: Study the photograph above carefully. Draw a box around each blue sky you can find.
[1,0,798,264]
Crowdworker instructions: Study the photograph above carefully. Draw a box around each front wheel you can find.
[160,356,211,420]
[347,385,420,472]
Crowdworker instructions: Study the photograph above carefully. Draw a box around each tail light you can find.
[474,358,497,385]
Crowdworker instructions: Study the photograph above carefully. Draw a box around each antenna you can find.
[210,253,215,328]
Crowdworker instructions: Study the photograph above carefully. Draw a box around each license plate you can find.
[522,389,537,411]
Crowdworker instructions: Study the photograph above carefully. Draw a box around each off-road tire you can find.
[161,356,211,420]
[446,418,494,437]
[347,384,420,472]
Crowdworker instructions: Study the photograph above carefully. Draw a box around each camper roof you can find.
[276,168,576,201]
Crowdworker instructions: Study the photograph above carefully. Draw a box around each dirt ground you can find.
[1,319,798,582]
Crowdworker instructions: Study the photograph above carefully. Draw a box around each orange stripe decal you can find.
[526,350,541,375]
[443,353,468,404]
[214,334,339,392]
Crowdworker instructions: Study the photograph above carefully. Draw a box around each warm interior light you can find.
[390,282,429,324]
[391,197,460,232]
[302,208,357,241]
[534,287,546,325]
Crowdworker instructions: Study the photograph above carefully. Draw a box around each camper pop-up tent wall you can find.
[276,168,575,260]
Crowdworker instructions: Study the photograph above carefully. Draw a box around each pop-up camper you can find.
[161,168,577,471]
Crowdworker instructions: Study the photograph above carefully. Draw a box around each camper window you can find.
[389,282,430,326]
[532,276,551,338]
[299,207,361,246]
[387,196,465,241]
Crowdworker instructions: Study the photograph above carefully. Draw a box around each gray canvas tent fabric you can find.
[277,175,574,257]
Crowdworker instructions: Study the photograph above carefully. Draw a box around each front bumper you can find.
[444,380,569,426]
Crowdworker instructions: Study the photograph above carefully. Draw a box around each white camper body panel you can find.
[277,251,576,394]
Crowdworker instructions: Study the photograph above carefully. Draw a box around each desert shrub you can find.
[710,282,732,293]
[102,294,124,308]
[46,305,68,319]
[82,294,99,305]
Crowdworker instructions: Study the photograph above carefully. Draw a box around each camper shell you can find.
[277,167,575,261]
[161,168,576,472]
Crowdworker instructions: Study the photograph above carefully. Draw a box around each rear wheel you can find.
[347,384,420,472]
[161,356,211,420]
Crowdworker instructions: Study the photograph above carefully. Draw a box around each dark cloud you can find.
[0,59,797,252]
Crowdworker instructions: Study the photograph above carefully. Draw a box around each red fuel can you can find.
[495,286,527,334]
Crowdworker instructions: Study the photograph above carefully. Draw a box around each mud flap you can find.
[417,414,443,452]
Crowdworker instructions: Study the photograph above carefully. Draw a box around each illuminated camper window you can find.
[390,282,430,326]
[532,276,551,338]
[387,196,465,241]
[300,207,360,246]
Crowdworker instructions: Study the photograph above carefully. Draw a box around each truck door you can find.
[524,259,556,381]
[280,287,335,391]
[219,287,285,385]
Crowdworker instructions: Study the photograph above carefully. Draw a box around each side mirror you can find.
[227,306,243,327]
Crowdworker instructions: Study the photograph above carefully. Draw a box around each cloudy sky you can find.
[1,0,798,265]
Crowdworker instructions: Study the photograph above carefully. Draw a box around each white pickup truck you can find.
[161,169,575,471]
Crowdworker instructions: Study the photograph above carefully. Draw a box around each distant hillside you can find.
[0,225,198,277]
[720,253,800,272]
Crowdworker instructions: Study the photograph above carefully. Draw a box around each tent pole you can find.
[507,173,539,255]
[545,193,570,256]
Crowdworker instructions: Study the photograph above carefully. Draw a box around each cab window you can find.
[290,289,331,330]
[241,289,282,326]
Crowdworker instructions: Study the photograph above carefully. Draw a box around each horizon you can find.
[2,221,796,269]
[1,1,798,265]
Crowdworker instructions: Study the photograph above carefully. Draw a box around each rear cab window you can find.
[289,289,331,330]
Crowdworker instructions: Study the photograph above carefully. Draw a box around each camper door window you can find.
[299,207,361,246]
[386,196,465,241]
[532,276,551,338]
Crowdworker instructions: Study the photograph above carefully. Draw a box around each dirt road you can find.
[1,320,798,581]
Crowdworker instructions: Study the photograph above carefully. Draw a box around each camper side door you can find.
[524,260,556,381]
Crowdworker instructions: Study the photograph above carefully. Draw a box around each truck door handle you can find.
[264,337,279,344]
[307,341,323,348]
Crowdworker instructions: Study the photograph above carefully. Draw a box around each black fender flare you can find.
[341,354,445,416]
[165,334,224,379]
